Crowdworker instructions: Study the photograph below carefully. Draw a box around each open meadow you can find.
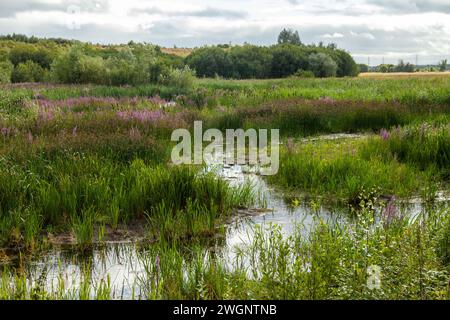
[0,73,449,299]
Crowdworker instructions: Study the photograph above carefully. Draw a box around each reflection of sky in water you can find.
[12,146,450,299]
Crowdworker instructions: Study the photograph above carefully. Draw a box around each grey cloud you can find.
[0,1,64,17]
[0,0,110,18]
[365,0,450,14]
[128,6,246,19]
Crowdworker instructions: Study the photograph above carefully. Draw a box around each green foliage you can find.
[291,69,315,78]
[8,42,56,68]
[395,60,415,73]
[358,64,369,73]
[439,60,448,72]
[229,45,272,79]
[159,66,195,91]
[0,60,13,83]
[377,64,395,73]
[360,123,450,176]
[49,43,189,86]
[270,44,309,78]
[12,60,47,83]
[187,43,358,79]
[308,52,338,78]
[277,28,302,45]
[185,46,234,78]
[269,139,430,202]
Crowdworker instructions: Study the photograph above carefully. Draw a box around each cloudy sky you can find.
[1,0,449,65]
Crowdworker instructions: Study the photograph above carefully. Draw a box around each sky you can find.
[0,0,449,65]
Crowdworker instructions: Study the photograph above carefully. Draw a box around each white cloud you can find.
[322,32,344,39]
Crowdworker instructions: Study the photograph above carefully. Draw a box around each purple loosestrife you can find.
[380,128,390,141]
[381,196,404,227]
[35,96,173,110]
[117,110,165,123]
[38,109,55,122]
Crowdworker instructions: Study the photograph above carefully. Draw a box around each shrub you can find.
[0,60,13,83]
[12,60,46,83]
[159,66,195,91]
[51,45,107,84]
[291,69,315,78]
[308,53,337,78]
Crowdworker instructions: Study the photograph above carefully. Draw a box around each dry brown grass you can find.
[359,71,450,78]
[161,47,193,57]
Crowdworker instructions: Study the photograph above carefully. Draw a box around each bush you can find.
[0,60,13,83]
[308,53,337,78]
[291,69,315,78]
[9,43,55,68]
[12,60,46,83]
[159,66,195,91]
[51,45,107,84]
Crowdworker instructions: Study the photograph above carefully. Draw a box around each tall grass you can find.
[268,137,437,203]
[0,156,254,248]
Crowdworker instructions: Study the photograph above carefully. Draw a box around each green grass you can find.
[269,124,449,203]
[0,155,254,248]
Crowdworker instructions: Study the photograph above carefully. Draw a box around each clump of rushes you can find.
[0,154,254,249]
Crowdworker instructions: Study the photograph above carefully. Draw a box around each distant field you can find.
[360,71,450,78]
[161,47,193,57]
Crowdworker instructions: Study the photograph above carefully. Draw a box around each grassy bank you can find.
[269,122,449,203]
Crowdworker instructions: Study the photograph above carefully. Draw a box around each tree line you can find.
[186,29,359,79]
[0,29,360,86]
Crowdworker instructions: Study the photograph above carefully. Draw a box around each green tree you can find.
[229,45,272,78]
[308,53,338,78]
[12,60,46,82]
[332,50,359,77]
[394,60,414,72]
[358,64,369,73]
[277,28,302,46]
[185,47,234,78]
[50,45,107,84]
[439,59,447,72]
[270,44,309,78]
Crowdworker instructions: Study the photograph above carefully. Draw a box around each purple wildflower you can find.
[38,109,54,121]
[116,110,165,123]
[380,128,390,141]
[381,196,403,226]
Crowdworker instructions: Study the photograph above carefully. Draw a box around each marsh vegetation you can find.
[0,69,449,299]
